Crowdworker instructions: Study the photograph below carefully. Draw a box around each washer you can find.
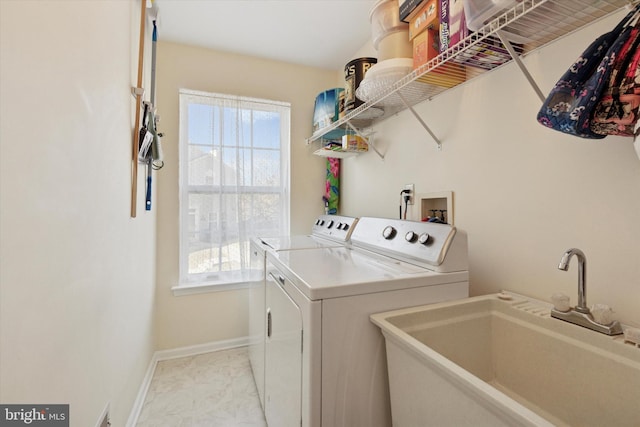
[263,217,469,427]
[249,214,358,409]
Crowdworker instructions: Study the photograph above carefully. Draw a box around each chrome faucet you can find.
[558,248,590,314]
[552,248,623,335]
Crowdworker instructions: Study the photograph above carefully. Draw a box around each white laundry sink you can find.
[371,293,640,427]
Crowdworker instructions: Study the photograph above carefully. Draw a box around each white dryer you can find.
[263,217,469,427]
[248,214,358,409]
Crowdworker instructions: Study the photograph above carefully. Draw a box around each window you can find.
[179,89,290,288]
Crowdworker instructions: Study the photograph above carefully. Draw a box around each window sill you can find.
[171,280,250,297]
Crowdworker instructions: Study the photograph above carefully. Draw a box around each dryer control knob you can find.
[382,226,397,239]
[418,233,431,245]
[327,220,334,228]
[405,231,417,242]
[342,223,349,231]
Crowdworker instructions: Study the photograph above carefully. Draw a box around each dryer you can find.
[263,217,469,427]
[249,214,357,409]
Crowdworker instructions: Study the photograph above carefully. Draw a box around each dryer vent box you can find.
[414,191,453,224]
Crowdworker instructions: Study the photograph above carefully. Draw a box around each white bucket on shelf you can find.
[370,0,412,61]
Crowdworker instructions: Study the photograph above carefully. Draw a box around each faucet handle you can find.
[551,293,571,312]
[591,304,614,326]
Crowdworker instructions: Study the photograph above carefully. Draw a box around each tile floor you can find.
[136,347,267,427]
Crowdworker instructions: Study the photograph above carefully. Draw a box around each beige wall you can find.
[0,1,156,426]
[154,42,338,350]
[340,10,640,327]
[0,5,635,425]
[153,10,640,350]
[4,2,634,425]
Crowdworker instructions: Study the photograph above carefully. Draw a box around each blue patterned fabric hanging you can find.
[537,4,640,139]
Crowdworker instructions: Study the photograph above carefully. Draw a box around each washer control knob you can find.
[342,223,349,231]
[405,231,417,242]
[382,226,397,240]
[327,220,334,228]
[315,219,321,225]
[418,233,431,245]
[319,220,325,226]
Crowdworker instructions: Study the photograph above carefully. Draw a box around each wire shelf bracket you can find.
[345,121,385,160]
[496,30,546,103]
[397,92,442,151]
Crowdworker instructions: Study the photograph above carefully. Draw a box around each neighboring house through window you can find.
[178,89,290,289]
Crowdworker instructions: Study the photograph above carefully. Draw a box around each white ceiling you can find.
[154,0,378,70]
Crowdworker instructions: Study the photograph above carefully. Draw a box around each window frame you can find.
[176,89,290,292]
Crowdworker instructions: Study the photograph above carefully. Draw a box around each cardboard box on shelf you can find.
[341,134,368,152]
[413,28,439,69]
[400,0,425,23]
[439,0,467,52]
[408,0,439,41]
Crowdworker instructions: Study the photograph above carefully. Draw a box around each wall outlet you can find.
[404,184,414,205]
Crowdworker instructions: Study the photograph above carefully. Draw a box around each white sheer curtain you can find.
[179,89,290,286]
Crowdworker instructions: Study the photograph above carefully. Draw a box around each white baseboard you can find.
[125,350,160,427]
[95,402,110,427]
[154,336,250,361]
[125,336,250,427]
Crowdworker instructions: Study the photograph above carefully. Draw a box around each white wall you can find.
[0,1,156,426]
[340,11,640,327]
[154,41,338,350]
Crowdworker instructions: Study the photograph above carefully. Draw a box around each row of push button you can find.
[314,219,350,231]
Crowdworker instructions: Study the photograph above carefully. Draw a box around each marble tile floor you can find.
[136,347,267,427]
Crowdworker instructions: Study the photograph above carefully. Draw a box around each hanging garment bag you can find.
[537,4,640,139]
[590,23,640,137]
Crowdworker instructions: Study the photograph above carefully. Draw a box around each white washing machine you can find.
[263,217,469,427]
[249,214,358,409]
